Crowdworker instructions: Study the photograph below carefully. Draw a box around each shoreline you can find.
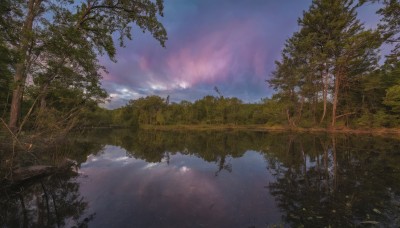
[139,124,400,135]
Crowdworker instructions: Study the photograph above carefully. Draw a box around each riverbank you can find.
[140,124,400,135]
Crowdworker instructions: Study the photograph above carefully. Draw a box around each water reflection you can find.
[77,130,400,227]
[266,134,400,227]
[77,145,280,227]
[0,171,94,227]
[2,130,400,227]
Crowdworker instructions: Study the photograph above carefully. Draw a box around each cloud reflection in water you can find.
[77,145,280,227]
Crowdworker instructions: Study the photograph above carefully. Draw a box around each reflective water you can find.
[1,130,400,227]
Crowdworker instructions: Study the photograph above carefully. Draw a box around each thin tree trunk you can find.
[9,0,41,132]
[41,181,52,226]
[50,191,61,228]
[320,68,329,124]
[286,108,293,127]
[321,139,328,183]
[297,95,304,124]
[17,95,40,135]
[9,65,26,132]
[313,91,318,124]
[19,194,28,228]
[300,142,308,186]
[332,136,337,190]
[331,71,341,127]
[39,83,49,112]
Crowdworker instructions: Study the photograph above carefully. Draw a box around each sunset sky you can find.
[101,0,381,109]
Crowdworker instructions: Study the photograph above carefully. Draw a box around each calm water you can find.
[1,130,400,227]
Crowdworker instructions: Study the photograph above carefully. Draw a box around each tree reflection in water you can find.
[2,129,399,227]
[83,129,400,226]
[0,171,94,228]
[266,134,400,227]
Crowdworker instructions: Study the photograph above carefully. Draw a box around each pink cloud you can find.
[138,56,150,72]
[254,50,267,77]
[164,20,268,88]
[102,19,269,92]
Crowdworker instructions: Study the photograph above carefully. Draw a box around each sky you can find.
[100,0,381,109]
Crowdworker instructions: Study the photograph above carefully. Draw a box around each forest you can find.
[0,0,399,140]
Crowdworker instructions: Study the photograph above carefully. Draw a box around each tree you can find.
[269,0,381,128]
[376,0,400,120]
[376,0,400,60]
[269,44,303,127]
[383,84,400,113]
[0,0,16,118]
[128,96,166,125]
[5,0,167,132]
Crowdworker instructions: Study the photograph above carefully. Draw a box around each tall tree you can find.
[377,0,400,119]
[5,0,167,132]
[269,46,303,127]
[0,0,14,117]
[376,0,400,60]
[269,0,380,128]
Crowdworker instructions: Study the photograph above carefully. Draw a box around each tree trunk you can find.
[40,96,46,111]
[332,136,337,190]
[39,83,49,112]
[286,108,292,127]
[313,91,318,124]
[320,68,329,124]
[8,0,41,132]
[297,95,304,124]
[331,71,340,127]
[9,64,25,132]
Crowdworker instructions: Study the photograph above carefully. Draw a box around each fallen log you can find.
[1,158,77,189]
[12,165,56,182]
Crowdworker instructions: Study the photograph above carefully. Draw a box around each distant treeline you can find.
[85,91,399,128]
[84,95,276,128]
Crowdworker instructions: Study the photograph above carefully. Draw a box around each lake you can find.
[1,130,400,227]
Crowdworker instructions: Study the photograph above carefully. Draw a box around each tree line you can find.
[91,95,282,128]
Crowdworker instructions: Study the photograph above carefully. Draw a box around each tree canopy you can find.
[268,0,399,128]
[1,0,167,133]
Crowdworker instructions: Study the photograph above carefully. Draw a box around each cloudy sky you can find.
[100,0,381,109]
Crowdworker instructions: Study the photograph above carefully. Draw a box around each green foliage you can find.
[111,106,139,128]
[127,96,167,125]
[0,0,15,118]
[372,110,395,127]
[267,0,397,128]
[384,85,400,113]
[376,0,400,60]
[112,95,294,126]
[1,0,167,132]
[0,50,12,118]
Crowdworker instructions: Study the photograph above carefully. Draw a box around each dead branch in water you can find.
[1,158,77,189]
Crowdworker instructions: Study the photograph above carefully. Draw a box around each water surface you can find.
[1,130,400,227]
